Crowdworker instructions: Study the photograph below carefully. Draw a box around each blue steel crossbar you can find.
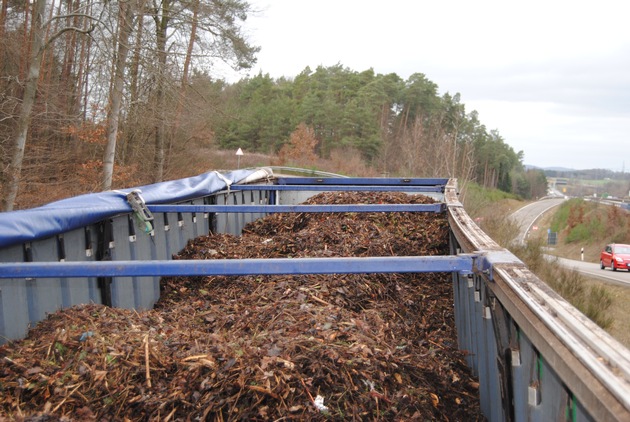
[231,185,443,193]
[275,177,449,186]
[0,255,474,278]
[147,204,445,213]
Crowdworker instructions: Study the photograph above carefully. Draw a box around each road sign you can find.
[236,148,243,168]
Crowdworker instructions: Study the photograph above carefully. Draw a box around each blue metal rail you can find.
[274,176,449,186]
[147,203,446,213]
[0,255,474,279]
[230,184,444,193]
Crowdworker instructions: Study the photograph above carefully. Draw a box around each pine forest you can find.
[0,1,548,211]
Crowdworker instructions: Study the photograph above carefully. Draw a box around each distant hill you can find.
[525,165,574,172]
[524,165,628,181]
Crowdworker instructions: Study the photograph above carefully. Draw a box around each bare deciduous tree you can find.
[2,0,46,211]
[1,0,97,210]
[103,0,137,190]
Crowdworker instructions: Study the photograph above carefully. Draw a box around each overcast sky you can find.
[220,0,630,172]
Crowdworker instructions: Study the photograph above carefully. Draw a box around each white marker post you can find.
[236,148,243,169]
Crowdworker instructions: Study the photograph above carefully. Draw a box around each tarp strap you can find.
[214,171,232,194]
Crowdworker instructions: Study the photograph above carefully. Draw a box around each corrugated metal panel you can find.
[1,173,628,422]
[0,185,276,344]
[0,245,30,341]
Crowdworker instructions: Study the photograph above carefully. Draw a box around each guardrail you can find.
[445,182,630,422]
[0,170,629,421]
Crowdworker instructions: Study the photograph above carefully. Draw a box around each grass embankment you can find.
[548,198,630,261]
[539,198,630,347]
[463,184,630,348]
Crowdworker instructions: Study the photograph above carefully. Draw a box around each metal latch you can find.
[127,189,154,236]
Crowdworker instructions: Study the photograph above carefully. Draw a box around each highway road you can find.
[552,256,630,287]
[510,196,630,287]
[510,197,566,244]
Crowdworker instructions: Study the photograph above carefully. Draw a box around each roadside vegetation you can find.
[463,185,617,333]
[511,237,614,330]
[549,199,630,258]
[542,197,630,346]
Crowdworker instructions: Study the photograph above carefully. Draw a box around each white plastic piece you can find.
[528,385,541,406]
[314,395,329,412]
[483,306,492,320]
[511,349,521,367]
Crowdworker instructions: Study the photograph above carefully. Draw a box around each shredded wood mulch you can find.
[0,191,484,421]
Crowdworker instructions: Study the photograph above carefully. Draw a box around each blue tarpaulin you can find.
[0,169,259,249]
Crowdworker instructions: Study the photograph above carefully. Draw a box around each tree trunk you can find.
[18,1,31,87]
[75,0,93,120]
[153,0,170,183]
[60,0,79,116]
[122,0,145,164]
[0,0,8,64]
[102,0,135,191]
[2,0,46,211]
[172,0,198,137]
[38,0,56,108]
[181,0,197,88]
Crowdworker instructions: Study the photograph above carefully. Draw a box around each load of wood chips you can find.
[0,191,483,421]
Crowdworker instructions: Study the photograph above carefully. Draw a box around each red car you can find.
[600,243,630,271]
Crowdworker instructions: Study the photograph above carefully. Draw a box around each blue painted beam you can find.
[148,204,446,214]
[0,255,474,279]
[230,185,444,193]
[275,177,449,186]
